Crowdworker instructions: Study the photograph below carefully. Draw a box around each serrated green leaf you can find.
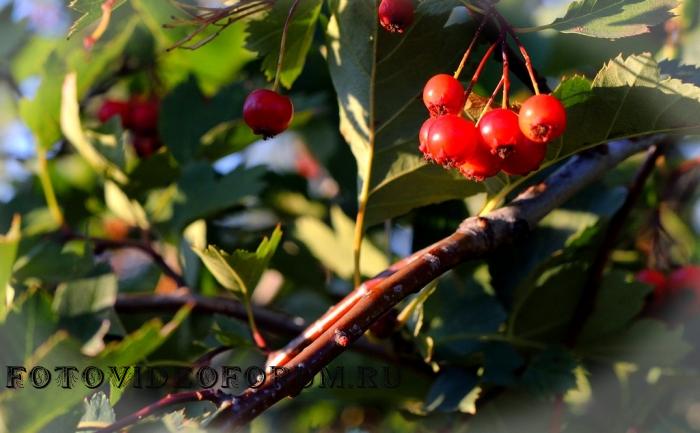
[104,180,149,229]
[246,0,323,89]
[577,270,652,342]
[0,215,20,323]
[68,0,127,38]
[194,225,283,297]
[76,392,115,433]
[159,77,247,164]
[294,206,389,279]
[531,0,679,39]
[326,0,483,226]
[52,273,117,317]
[424,367,480,413]
[521,348,579,397]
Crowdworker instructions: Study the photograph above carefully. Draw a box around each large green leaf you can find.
[326,0,481,226]
[194,225,283,298]
[0,215,20,322]
[246,0,323,89]
[68,0,128,38]
[527,0,679,38]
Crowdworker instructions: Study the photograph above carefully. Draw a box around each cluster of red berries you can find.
[637,266,700,319]
[243,89,294,138]
[98,97,162,158]
[418,74,566,180]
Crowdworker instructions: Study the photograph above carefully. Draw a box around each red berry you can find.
[423,74,465,117]
[98,100,128,123]
[457,136,502,181]
[418,117,437,154]
[667,266,700,291]
[424,114,479,167]
[378,0,414,34]
[132,134,162,158]
[502,138,547,176]
[127,98,159,133]
[479,108,523,159]
[243,89,294,138]
[518,94,567,143]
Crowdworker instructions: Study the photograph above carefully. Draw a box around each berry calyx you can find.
[243,89,294,138]
[479,108,523,158]
[457,136,502,181]
[98,100,129,124]
[423,74,466,117]
[502,138,547,176]
[424,114,479,167]
[518,94,567,143]
[126,97,159,133]
[418,117,437,154]
[378,0,414,34]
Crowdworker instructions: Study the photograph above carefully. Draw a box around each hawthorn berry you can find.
[127,98,160,133]
[418,117,437,154]
[243,89,294,138]
[457,136,502,181]
[378,0,414,34]
[423,114,479,166]
[502,138,547,176]
[98,100,129,124]
[131,134,162,158]
[667,265,700,291]
[479,108,523,158]
[518,94,567,143]
[423,74,465,117]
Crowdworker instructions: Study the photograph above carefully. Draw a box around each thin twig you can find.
[273,0,301,91]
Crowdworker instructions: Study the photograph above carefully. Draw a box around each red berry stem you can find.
[464,33,504,101]
[494,13,540,95]
[476,76,504,125]
[273,0,301,91]
[453,11,491,79]
[501,40,511,108]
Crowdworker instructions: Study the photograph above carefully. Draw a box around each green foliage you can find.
[68,0,128,38]
[0,215,20,322]
[533,0,679,39]
[246,0,324,89]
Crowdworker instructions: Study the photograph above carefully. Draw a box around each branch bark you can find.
[207,136,659,430]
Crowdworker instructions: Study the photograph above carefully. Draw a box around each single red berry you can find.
[519,94,567,143]
[667,266,700,292]
[502,138,547,176]
[132,134,162,158]
[424,114,479,167]
[418,117,437,155]
[457,136,502,181]
[479,108,524,159]
[98,100,129,124]
[423,74,465,117]
[243,89,294,138]
[636,269,668,292]
[378,0,414,33]
[127,97,159,133]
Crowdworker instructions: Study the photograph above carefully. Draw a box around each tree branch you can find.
[206,136,660,430]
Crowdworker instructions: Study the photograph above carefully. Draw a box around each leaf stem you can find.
[36,147,64,227]
[272,0,301,92]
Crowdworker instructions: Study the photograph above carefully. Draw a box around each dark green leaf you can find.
[424,367,480,413]
[521,347,578,397]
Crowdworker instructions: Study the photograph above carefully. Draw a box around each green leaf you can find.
[60,73,127,183]
[0,215,20,322]
[68,0,128,38]
[246,0,323,89]
[326,0,482,226]
[52,273,117,317]
[76,392,115,433]
[104,180,149,229]
[521,348,579,397]
[166,163,266,233]
[194,225,283,298]
[577,319,692,366]
[577,270,652,342]
[159,77,247,164]
[531,0,679,39]
[294,206,389,279]
[424,368,480,413]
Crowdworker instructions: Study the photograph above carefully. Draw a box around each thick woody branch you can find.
[209,137,660,430]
